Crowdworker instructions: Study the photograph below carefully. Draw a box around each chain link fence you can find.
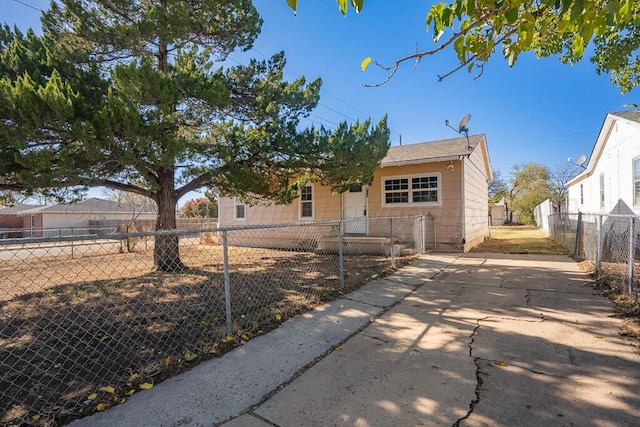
[0,215,423,425]
[549,212,639,299]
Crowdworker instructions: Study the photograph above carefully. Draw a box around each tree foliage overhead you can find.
[294,1,640,93]
[1,0,390,270]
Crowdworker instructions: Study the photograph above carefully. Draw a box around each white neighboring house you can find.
[16,198,157,235]
[566,110,640,215]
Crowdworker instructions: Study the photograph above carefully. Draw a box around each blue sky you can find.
[5,0,639,194]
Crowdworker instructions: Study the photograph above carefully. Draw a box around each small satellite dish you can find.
[576,154,587,165]
[458,114,471,133]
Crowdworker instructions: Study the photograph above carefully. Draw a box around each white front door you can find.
[343,185,367,234]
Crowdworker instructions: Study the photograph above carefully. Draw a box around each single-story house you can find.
[0,204,41,238]
[218,134,493,252]
[16,198,157,236]
[566,110,640,215]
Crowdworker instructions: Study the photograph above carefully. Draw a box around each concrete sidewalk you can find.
[71,253,640,427]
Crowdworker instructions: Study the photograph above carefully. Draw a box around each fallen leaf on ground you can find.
[87,393,98,401]
[100,386,115,394]
[184,353,198,361]
[96,403,108,411]
[139,382,153,390]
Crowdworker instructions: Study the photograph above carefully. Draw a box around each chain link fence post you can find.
[596,214,603,274]
[628,217,635,295]
[338,220,345,289]
[389,217,396,267]
[574,212,582,257]
[221,229,232,336]
[419,214,425,254]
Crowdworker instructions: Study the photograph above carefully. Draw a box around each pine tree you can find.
[0,1,389,271]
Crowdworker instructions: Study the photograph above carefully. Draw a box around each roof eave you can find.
[380,155,464,168]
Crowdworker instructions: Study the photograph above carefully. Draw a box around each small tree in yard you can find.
[0,1,389,271]
[507,162,551,224]
[549,162,583,213]
[181,197,218,219]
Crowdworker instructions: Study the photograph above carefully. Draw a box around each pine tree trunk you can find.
[154,171,184,272]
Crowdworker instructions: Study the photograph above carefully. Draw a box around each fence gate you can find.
[422,213,436,251]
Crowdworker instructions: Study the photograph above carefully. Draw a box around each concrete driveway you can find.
[72,253,640,427]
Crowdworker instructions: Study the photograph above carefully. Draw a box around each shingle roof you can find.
[17,198,156,215]
[380,134,485,167]
[610,110,640,123]
[0,204,41,215]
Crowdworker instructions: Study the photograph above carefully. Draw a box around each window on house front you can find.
[300,184,313,218]
[580,184,584,206]
[599,173,605,209]
[383,174,440,205]
[234,198,246,220]
[634,157,640,206]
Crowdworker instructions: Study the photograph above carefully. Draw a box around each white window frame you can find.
[234,198,246,221]
[299,184,314,219]
[381,173,442,207]
[634,157,640,206]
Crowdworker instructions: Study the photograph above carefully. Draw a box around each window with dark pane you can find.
[412,176,438,202]
[384,178,409,204]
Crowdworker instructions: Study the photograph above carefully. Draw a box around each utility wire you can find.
[12,0,43,12]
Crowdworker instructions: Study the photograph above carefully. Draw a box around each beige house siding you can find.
[217,135,492,252]
[462,142,490,250]
[371,161,464,250]
[218,183,341,227]
[218,184,343,249]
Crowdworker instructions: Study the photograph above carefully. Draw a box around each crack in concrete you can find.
[525,288,532,307]
[452,317,489,427]
[475,357,567,379]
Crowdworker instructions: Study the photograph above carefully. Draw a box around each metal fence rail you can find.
[0,215,423,425]
[549,212,639,298]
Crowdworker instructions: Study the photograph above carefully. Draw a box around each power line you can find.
[12,0,44,12]
[249,47,401,141]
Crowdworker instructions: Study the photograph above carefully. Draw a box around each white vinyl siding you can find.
[382,174,441,207]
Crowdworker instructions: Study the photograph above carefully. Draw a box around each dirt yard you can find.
[0,242,406,425]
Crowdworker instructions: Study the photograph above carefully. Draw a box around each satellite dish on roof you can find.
[445,113,472,150]
[458,114,471,133]
[568,154,587,169]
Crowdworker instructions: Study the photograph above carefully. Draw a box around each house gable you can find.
[566,110,640,214]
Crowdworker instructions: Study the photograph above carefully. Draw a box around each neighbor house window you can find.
[300,184,313,218]
[383,174,440,206]
[234,198,246,220]
[580,184,584,206]
[634,157,640,206]
[599,173,605,209]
